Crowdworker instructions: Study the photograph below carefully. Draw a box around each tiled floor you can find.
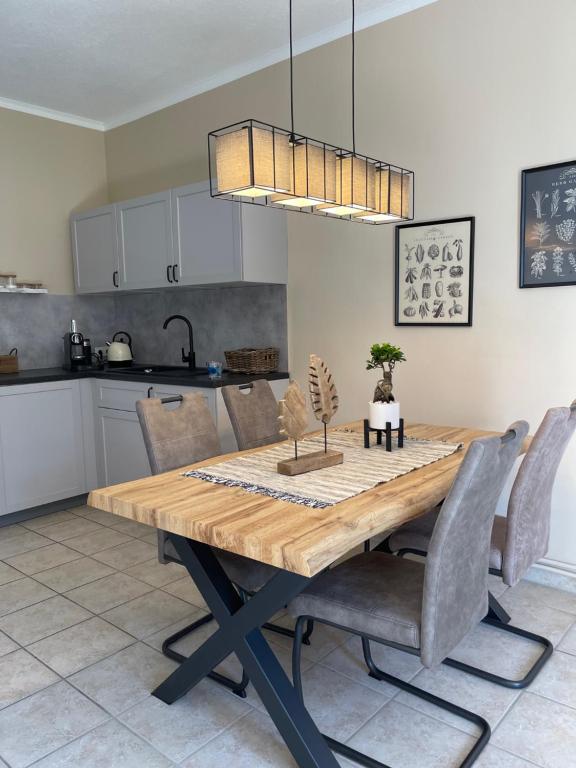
[0,506,575,768]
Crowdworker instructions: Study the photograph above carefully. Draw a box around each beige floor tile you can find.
[20,511,79,531]
[473,745,539,767]
[0,578,56,618]
[72,506,122,525]
[320,635,423,695]
[161,576,206,607]
[0,681,108,768]
[27,616,134,677]
[0,595,91,645]
[63,527,133,555]
[529,650,576,709]
[296,663,389,741]
[558,623,576,655]
[498,592,575,646]
[5,543,81,575]
[396,662,519,734]
[38,518,104,543]
[140,532,159,545]
[142,610,211,653]
[31,719,174,768]
[69,642,178,715]
[348,699,478,768]
[0,561,25,586]
[0,524,30,542]
[102,589,193,639]
[504,579,576,616]
[32,557,115,592]
[123,558,184,587]
[0,630,18,657]
[93,539,157,569]
[488,573,509,599]
[493,692,576,768]
[65,572,153,613]
[111,519,154,538]
[0,530,52,560]
[119,679,250,762]
[182,709,296,768]
[0,649,59,709]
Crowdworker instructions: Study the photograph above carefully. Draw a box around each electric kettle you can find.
[106,331,133,367]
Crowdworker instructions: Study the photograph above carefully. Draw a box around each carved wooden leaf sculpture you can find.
[278,381,308,442]
[309,354,339,425]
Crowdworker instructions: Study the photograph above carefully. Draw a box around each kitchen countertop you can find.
[0,366,290,389]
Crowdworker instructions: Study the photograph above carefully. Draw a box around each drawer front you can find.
[95,381,148,412]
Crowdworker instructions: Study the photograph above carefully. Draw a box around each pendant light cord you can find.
[351,0,356,153]
[289,0,295,140]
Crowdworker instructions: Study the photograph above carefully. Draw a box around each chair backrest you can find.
[420,421,528,668]
[221,380,284,451]
[136,394,221,475]
[502,402,576,586]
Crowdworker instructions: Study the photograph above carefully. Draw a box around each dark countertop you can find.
[0,366,290,389]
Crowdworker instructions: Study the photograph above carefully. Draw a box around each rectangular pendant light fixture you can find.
[208,119,414,224]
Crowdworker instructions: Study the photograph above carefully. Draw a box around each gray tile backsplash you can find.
[0,285,287,371]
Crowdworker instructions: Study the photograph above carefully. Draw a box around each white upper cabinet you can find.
[117,191,174,290]
[71,183,287,293]
[71,205,120,293]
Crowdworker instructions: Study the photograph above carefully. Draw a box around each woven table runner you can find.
[184,430,462,509]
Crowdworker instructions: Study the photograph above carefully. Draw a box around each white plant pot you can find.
[369,401,400,430]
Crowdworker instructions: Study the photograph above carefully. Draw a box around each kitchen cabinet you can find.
[71,205,120,293]
[71,183,287,294]
[0,381,89,515]
[117,191,174,290]
[171,183,287,285]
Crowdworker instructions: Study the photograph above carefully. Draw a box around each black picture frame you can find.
[394,217,475,327]
[520,160,576,288]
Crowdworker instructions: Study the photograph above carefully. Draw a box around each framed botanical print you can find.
[520,160,576,288]
[395,217,475,326]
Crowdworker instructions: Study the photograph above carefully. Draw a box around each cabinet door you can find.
[240,203,288,284]
[96,409,151,487]
[117,192,174,290]
[172,184,242,285]
[0,382,87,514]
[71,206,119,293]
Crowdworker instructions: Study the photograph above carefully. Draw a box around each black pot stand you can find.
[363,418,405,452]
[152,535,339,768]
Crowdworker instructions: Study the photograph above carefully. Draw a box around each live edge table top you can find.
[88,422,524,578]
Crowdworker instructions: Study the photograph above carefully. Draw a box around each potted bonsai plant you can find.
[366,342,406,429]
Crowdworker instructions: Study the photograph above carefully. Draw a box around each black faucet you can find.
[163,314,196,369]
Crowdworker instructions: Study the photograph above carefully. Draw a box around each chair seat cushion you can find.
[388,510,507,572]
[162,537,279,593]
[289,552,424,649]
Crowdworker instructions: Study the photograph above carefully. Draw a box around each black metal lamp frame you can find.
[363,417,404,451]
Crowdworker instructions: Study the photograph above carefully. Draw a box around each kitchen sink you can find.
[107,365,209,377]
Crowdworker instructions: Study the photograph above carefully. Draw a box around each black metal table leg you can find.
[152,535,339,768]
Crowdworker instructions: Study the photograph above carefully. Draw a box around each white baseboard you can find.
[525,558,576,593]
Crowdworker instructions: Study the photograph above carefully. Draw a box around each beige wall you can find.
[104,0,576,570]
[1,108,107,294]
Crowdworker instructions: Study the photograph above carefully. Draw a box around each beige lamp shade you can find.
[272,143,337,207]
[318,155,376,216]
[215,126,291,197]
[356,168,412,222]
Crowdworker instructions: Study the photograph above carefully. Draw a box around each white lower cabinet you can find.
[0,381,89,515]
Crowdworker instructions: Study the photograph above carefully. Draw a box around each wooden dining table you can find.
[88,421,514,768]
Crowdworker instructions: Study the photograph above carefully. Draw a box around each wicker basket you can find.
[224,347,279,374]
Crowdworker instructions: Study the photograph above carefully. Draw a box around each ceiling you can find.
[0,0,436,130]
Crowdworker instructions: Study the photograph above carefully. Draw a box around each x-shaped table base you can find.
[152,535,339,768]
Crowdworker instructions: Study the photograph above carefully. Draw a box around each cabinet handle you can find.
[166,265,173,284]
[172,264,179,283]
[113,270,119,288]
[147,386,154,398]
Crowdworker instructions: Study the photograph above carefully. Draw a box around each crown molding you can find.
[0,95,105,131]
[0,0,436,132]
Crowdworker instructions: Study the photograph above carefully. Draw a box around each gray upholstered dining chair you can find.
[384,402,576,688]
[136,392,287,698]
[221,379,284,451]
[288,423,528,768]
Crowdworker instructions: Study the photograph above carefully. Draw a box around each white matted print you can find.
[395,217,475,326]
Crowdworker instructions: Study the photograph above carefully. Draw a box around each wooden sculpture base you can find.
[277,449,344,477]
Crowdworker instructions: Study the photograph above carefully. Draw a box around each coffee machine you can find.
[63,319,91,370]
